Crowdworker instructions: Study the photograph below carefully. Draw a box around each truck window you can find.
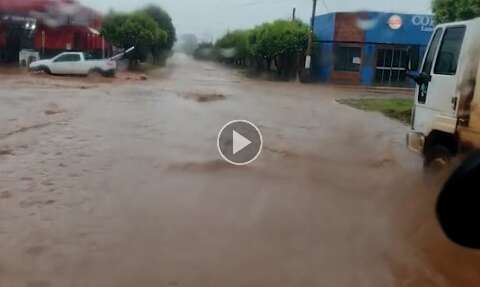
[84,53,96,60]
[418,28,443,104]
[421,28,443,75]
[55,54,81,62]
[434,26,466,75]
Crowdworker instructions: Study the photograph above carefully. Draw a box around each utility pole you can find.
[305,0,318,71]
[292,8,296,21]
[310,0,318,29]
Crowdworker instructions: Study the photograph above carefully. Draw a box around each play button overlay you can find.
[218,120,263,166]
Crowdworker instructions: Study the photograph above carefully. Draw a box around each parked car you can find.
[407,18,480,167]
[29,52,117,77]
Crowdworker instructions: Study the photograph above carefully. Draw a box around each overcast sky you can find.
[80,0,432,40]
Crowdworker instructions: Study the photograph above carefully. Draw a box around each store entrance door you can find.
[5,26,22,62]
[375,47,410,86]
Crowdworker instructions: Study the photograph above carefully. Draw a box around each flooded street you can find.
[1,54,479,286]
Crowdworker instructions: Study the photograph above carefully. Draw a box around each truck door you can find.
[51,53,81,74]
[414,26,466,133]
[427,26,466,117]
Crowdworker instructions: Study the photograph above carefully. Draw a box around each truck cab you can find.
[407,18,480,167]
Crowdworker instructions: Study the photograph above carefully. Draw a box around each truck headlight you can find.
[407,132,425,154]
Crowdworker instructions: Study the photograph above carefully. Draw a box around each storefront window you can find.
[334,46,362,72]
[375,46,411,86]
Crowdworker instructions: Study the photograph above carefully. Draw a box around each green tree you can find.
[432,0,480,23]
[249,20,309,77]
[215,30,250,65]
[142,5,176,49]
[101,12,167,68]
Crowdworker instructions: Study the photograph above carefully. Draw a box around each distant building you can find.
[312,11,434,87]
[0,0,109,63]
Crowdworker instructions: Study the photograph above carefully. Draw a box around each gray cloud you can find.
[81,0,431,39]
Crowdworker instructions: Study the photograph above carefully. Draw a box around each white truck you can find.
[29,52,117,77]
[407,17,480,167]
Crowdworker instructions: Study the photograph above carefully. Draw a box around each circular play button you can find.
[217,120,263,166]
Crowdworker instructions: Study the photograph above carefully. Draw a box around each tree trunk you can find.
[274,57,281,76]
[266,58,272,71]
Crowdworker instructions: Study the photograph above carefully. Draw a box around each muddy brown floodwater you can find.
[0,54,479,287]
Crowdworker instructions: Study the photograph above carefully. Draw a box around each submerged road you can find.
[0,55,479,286]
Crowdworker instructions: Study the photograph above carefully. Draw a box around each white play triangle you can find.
[233,130,252,155]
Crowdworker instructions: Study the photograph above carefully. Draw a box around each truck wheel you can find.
[424,145,452,170]
[41,67,52,75]
[88,69,104,79]
[104,70,115,78]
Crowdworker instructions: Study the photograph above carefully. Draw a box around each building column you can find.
[360,44,376,86]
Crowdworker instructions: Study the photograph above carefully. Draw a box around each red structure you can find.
[0,0,109,62]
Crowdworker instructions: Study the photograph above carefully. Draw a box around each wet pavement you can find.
[0,54,479,287]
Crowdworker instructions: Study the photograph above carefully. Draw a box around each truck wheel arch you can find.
[424,130,459,167]
[40,66,52,74]
[88,68,105,77]
[425,130,459,154]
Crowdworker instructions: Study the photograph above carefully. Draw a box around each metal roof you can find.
[0,0,63,13]
[0,0,101,27]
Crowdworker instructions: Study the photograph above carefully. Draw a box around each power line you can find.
[320,0,329,12]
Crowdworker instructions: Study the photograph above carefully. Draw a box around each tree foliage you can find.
[432,0,480,23]
[215,30,250,64]
[101,6,175,67]
[249,20,309,63]
[212,19,309,78]
[142,5,176,50]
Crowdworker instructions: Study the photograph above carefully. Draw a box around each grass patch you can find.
[337,98,413,124]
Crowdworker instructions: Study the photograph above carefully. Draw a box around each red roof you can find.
[0,0,102,28]
[0,0,99,17]
[0,0,58,13]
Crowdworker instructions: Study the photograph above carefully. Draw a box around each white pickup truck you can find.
[30,52,117,77]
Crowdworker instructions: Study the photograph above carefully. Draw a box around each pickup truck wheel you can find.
[103,70,116,78]
[88,69,104,79]
[41,67,52,75]
[424,145,452,170]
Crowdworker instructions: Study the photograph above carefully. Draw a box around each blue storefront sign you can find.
[312,12,434,86]
[363,12,434,45]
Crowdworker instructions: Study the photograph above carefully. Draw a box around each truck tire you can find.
[424,145,452,170]
[103,70,116,77]
[41,66,52,75]
[88,69,104,78]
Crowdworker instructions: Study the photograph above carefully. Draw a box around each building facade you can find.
[312,12,434,87]
[0,0,108,63]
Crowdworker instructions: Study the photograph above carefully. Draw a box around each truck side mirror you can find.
[437,152,480,249]
[406,71,431,85]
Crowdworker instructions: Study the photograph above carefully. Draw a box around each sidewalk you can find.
[329,83,415,96]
